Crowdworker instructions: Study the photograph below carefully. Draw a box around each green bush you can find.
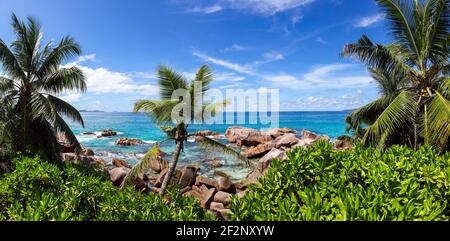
[230,142,450,221]
[0,156,216,221]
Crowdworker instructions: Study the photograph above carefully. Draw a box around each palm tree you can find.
[342,0,449,152]
[0,14,86,163]
[131,65,248,195]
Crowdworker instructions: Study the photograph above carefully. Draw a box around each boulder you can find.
[82,148,95,156]
[181,186,192,194]
[264,128,296,138]
[79,156,106,167]
[274,133,299,148]
[195,176,218,189]
[213,191,232,206]
[62,153,106,167]
[82,132,96,135]
[195,130,220,137]
[179,166,198,188]
[244,142,275,158]
[112,158,132,169]
[237,191,247,199]
[301,130,320,144]
[155,168,182,188]
[101,129,117,137]
[201,188,217,209]
[217,176,234,193]
[225,127,272,147]
[109,167,131,186]
[59,143,75,153]
[62,153,77,162]
[258,149,287,173]
[115,138,145,146]
[233,182,247,191]
[210,202,225,211]
[335,138,354,150]
[183,190,202,200]
[245,169,264,185]
[319,136,330,142]
[216,208,230,220]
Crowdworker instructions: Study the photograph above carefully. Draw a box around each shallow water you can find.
[67,111,350,181]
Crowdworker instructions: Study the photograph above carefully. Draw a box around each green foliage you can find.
[0,155,215,221]
[343,0,450,151]
[0,14,86,163]
[230,142,450,221]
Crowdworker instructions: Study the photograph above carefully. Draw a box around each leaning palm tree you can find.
[342,0,449,152]
[130,65,248,195]
[0,14,86,163]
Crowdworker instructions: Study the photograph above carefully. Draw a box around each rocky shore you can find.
[59,127,353,220]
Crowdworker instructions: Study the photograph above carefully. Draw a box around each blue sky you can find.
[0,0,391,112]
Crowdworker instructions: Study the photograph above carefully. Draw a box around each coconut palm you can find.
[0,14,86,163]
[130,65,248,195]
[342,0,449,152]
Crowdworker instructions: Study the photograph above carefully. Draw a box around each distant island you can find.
[79,110,105,113]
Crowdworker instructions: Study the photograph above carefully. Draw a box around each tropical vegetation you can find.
[230,141,450,221]
[0,14,86,163]
[133,65,248,195]
[0,155,215,221]
[343,0,449,152]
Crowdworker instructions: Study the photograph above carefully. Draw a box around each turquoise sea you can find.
[68,111,350,180]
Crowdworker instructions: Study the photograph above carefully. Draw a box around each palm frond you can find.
[424,92,450,151]
[195,136,250,167]
[0,39,25,80]
[363,90,417,146]
[376,0,420,61]
[121,145,160,189]
[427,0,449,64]
[38,66,86,93]
[37,36,82,78]
[438,78,450,99]
[347,94,398,128]
[0,77,15,92]
[133,99,180,124]
[201,99,230,121]
[160,126,177,139]
[342,35,410,73]
[47,95,84,127]
[157,65,188,100]
[191,65,214,95]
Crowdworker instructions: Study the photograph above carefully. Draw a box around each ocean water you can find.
[67,111,350,181]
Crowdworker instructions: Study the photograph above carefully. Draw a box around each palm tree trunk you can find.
[159,139,183,196]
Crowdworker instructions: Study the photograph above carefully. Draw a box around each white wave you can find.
[143,140,157,144]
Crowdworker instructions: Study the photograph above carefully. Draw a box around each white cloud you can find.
[193,51,255,75]
[182,70,245,82]
[356,14,384,28]
[315,37,327,44]
[282,90,365,110]
[222,44,246,52]
[226,0,315,15]
[215,72,245,81]
[185,0,315,16]
[59,92,83,103]
[262,51,285,62]
[291,13,304,27]
[262,64,375,89]
[76,54,96,64]
[78,66,159,96]
[189,5,223,14]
